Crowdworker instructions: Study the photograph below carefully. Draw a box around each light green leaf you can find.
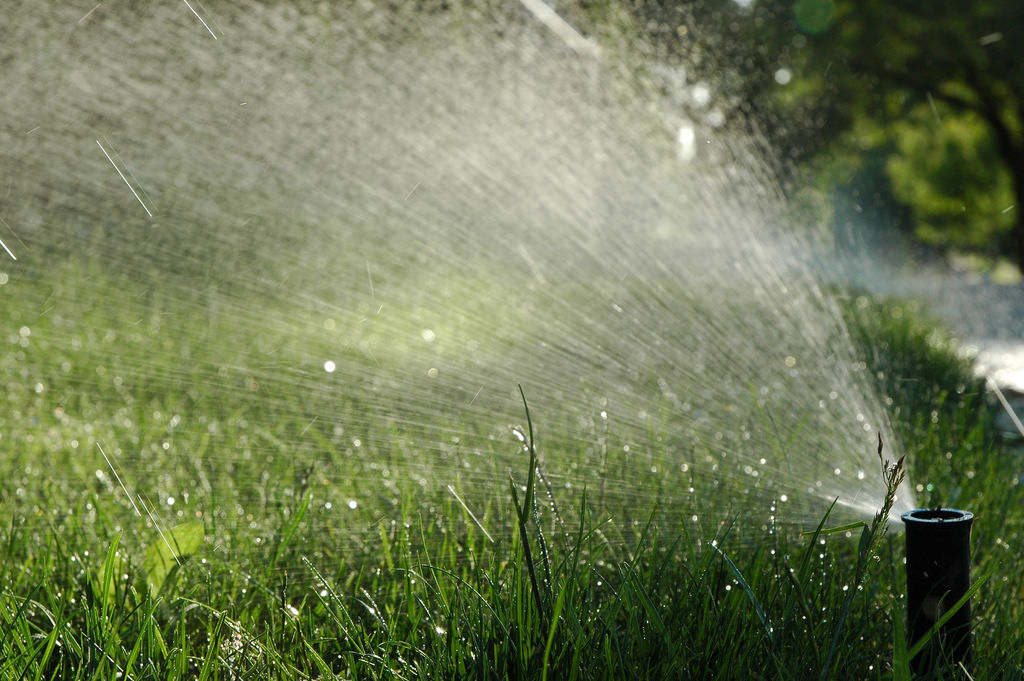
[144,521,204,593]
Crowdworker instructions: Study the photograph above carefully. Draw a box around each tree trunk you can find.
[974,90,1024,270]
[1012,212,1024,273]
[1006,151,1024,271]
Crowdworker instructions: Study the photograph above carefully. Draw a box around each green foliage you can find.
[143,521,204,593]
[588,0,1024,264]
[803,0,1024,264]
[887,106,1017,252]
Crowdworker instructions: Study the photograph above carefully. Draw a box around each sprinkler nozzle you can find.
[901,508,973,677]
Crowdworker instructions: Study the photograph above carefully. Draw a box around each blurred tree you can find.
[580,0,1024,266]
[802,0,1024,266]
[887,106,1016,254]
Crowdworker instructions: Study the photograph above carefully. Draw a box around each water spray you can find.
[901,508,973,676]
[5,0,917,583]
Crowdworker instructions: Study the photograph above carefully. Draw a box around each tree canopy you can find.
[589,0,1024,269]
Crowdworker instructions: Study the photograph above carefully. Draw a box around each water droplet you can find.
[677,125,696,161]
[510,426,527,443]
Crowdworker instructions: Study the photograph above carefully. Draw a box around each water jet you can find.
[0,1,915,578]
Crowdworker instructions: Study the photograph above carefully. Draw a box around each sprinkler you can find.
[901,508,973,676]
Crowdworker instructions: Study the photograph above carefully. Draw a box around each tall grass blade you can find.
[512,385,547,624]
[906,570,991,661]
[892,599,911,681]
[273,491,312,565]
[712,543,773,644]
[621,561,669,646]
[541,579,568,681]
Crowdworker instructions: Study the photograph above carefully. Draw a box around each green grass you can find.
[2,264,1023,679]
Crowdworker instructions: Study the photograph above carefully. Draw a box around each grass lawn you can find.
[1,258,1021,679]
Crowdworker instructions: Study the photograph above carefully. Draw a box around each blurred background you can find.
[569,0,1024,399]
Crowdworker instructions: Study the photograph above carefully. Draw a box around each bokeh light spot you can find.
[793,0,835,34]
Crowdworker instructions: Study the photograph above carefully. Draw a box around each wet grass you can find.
[2,265,1023,679]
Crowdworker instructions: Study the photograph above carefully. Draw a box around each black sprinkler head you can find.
[901,508,973,677]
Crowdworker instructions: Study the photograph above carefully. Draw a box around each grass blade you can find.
[907,570,991,661]
[712,543,773,644]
